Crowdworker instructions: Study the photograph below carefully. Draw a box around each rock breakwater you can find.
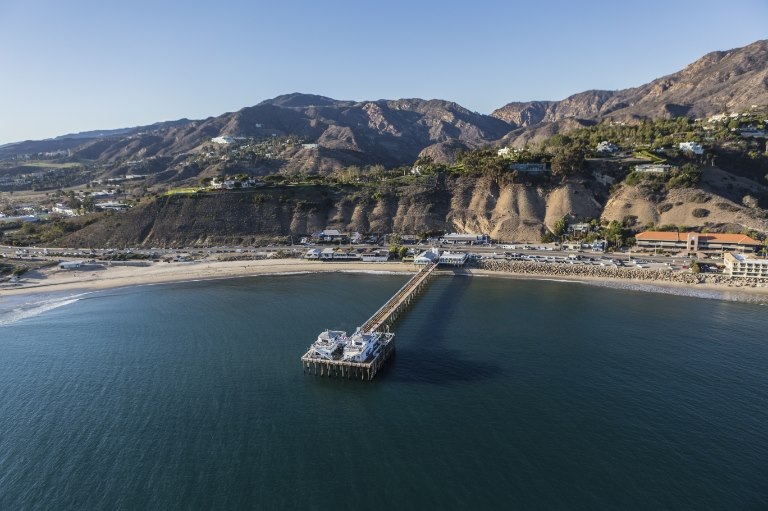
[477,260,767,288]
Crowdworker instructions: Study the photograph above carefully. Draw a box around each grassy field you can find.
[164,187,206,196]
[20,161,83,169]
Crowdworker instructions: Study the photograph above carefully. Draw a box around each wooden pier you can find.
[301,262,438,380]
[362,262,438,333]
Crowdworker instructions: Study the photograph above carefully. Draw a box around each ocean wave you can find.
[0,292,91,326]
[567,279,767,305]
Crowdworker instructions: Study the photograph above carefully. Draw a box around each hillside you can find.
[49,160,768,248]
[2,40,768,248]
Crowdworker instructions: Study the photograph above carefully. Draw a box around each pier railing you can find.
[361,262,437,333]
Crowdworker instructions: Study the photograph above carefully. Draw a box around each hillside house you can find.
[678,141,704,155]
[52,203,78,216]
[596,141,619,153]
[568,223,593,236]
[315,229,346,243]
[739,127,766,138]
[634,164,673,174]
[510,163,549,174]
[211,136,235,144]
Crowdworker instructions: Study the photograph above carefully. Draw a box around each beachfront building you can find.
[440,233,489,245]
[414,248,440,265]
[318,248,361,261]
[59,260,84,270]
[723,252,768,279]
[438,251,469,267]
[304,248,322,260]
[635,231,761,253]
[361,250,390,262]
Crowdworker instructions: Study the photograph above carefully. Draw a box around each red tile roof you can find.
[636,231,761,245]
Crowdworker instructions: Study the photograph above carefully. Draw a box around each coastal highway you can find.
[2,242,717,273]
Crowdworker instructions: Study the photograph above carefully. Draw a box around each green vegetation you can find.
[666,164,702,189]
[164,187,206,196]
[20,161,82,169]
[691,208,710,218]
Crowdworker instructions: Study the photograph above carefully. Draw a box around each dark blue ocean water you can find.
[1,274,767,510]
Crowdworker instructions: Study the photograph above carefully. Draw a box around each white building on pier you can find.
[414,248,440,265]
[438,252,469,266]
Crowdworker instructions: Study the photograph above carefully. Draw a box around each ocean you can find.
[1,274,767,509]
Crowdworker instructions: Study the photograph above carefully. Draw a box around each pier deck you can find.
[362,262,437,333]
[301,263,437,380]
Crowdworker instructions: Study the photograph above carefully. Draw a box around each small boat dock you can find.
[301,262,438,380]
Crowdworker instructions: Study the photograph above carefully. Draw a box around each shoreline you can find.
[0,259,417,298]
[2,258,767,305]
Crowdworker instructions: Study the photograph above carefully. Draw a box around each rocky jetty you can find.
[477,259,767,288]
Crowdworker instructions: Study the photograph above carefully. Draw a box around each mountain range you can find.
[2,39,767,174]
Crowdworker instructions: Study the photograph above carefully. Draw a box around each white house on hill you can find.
[678,141,704,155]
[596,141,619,153]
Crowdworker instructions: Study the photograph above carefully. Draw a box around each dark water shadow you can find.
[378,348,505,385]
[400,274,471,349]
[378,275,505,385]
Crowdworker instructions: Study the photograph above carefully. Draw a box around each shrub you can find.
[691,208,710,218]
[742,195,759,208]
[659,203,674,213]
[624,172,642,186]
[691,192,711,203]
[716,202,740,212]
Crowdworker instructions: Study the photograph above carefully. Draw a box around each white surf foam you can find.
[0,292,91,326]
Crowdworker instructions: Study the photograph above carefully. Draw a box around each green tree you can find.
[552,216,569,237]
[551,145,586,176]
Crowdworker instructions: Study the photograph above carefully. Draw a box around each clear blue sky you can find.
[1,0,766,144]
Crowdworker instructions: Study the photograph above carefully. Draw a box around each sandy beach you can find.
[0,259,416,298]
[2,258,767,304]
